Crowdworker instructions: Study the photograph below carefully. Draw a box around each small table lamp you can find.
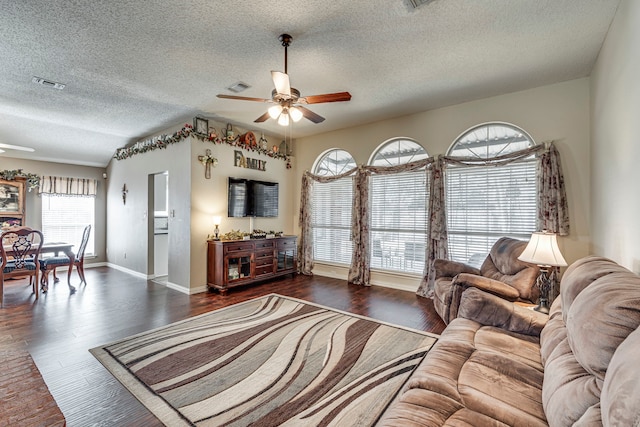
[212,216,222,240]
[518,231,567,314]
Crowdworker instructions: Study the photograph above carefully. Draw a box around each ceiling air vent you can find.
[408,0,437,9]
[226,81,250,93]
[32,76,66,90]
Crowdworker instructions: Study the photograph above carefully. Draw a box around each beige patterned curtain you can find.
[39,176,98,196]
[298,168,358,275]
[347,167,371,285]
[298,174,314,275]
[417,157,448,298]
[537,142,570,235]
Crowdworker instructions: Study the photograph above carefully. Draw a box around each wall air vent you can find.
[227,81,250,93]
[32,76,66,90]
[408,0,437,9]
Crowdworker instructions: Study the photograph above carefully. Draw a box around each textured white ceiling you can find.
[0,0,620,167]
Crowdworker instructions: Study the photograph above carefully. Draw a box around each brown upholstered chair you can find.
[432,237,540,324]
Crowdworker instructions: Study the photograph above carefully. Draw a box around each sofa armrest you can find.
[443,273,521,323]
[453,273,521,301]
[433,258,480,280]
[457,287,548,336]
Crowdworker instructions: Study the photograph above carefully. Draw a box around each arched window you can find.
[368,138,429,274]
[311,149,357,265]
[446,123,537,267]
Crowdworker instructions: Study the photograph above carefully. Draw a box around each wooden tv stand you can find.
[207,236,297,294]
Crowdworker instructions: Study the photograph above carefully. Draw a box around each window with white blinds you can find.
[41,194,95,256]
[445,123,537,267]
[311,149,356,265]
[311,178,353,264]
[369,139,429,274]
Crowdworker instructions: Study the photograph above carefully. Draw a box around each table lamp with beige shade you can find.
[518,231,567,314]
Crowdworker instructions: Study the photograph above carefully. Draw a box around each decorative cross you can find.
[198,149,218,179]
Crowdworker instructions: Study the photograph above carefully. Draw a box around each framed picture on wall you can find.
[0,178,24,215]
[194,117,209,135]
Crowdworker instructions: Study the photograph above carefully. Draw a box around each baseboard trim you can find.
[312,263,420,293]
[105,263,148,279]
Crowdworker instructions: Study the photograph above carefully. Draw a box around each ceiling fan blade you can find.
[299,92,352,104]
[297,106,325,124]
[0,143,35,152]
[254,111,271,123]
[216,94,271,102]
[271,71,291,96]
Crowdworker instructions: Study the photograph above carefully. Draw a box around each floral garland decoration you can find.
[114,123,291,168]
[0,169,40,191]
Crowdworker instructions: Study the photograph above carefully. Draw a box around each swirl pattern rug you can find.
[90,294,438,426]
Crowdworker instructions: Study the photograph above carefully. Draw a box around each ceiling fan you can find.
[217,34,351,126]
[0,143,35,154]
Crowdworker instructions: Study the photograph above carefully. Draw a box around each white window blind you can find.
[445,123,537,267]
[369,138,429,274]
[311,178,353,265]
[41,194,95,256]
[370,171,429,273]
[311,149,356,265]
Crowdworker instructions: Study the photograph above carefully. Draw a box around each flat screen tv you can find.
[228,178,279,218]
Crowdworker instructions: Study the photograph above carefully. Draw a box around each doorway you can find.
[150,172,169,280]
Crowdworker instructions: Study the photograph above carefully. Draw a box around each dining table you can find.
[3,241,76,293]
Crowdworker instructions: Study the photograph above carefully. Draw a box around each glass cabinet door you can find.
[227,255,251,282]
[276,250,295,272]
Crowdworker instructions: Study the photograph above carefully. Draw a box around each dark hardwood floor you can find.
[0,267,445,426]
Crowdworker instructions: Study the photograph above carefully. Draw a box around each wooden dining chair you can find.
[40,225,92,288]
[1,227,44,307]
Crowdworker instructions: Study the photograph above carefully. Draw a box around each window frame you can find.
[310,149,357,266]
[41,194,96,257]
[368,138,429,274]
[445,122,537,267]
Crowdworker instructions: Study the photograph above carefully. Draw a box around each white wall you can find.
[106,123,192,291]
[106,120,295,292]
[0,157,107,265]
[295,78,591,290]
[590,0,640,273]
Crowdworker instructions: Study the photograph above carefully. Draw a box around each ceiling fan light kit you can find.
[277,111,290,126]
[268,104,283,119]
[217,33,351,127]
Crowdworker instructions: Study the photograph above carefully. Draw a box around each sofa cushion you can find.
[566,272,640,379]
[558,256,621,323]
[540,255,640,426]
[601,326,640,426]
[378,318,547,427]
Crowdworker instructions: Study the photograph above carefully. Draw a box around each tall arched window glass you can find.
[446,123,537,267]
[311,149,357,265]
[369,138,429,274]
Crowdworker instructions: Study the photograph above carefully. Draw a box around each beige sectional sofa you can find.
[379,256,640,426]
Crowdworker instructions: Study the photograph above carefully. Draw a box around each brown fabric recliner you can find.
[432,237,540,324]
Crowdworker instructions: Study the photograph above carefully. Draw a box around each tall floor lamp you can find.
[518,231,567,314]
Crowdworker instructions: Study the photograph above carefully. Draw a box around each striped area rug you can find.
[90,294,438,426]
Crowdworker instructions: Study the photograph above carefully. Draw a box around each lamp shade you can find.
[213,216,222,226]
[518,232,567,267]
